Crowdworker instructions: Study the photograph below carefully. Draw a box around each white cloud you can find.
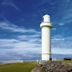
[0,21,37,33]
[0,36,41,61]
[52,28,56,31]
[0,39,19,48]
[60,8,72,25]
[0,21,72,61]
[17,34,41,41]
[0,20,41,62]
[52,48,72,55]
[1,1,19,10]
[58,22,65,26]
[0,36,41,52]
[0,33,72,61]
[63,14,72,20]
[2,60,23,64]
[52,36,72,54]
[0,20,41,53]
[0,23,41,60]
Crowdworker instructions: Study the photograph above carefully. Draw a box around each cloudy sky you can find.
[0,0,72,62]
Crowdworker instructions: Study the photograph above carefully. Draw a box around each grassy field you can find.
[0,62,37,72]
[0,61,72,72]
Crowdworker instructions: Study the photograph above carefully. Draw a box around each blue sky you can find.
[0,0,72,62]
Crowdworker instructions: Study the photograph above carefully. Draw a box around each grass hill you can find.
[0,62,37,72]
[0,61,72,72]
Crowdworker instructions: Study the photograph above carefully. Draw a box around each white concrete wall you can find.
[41,27,51,60]
[40,15,52,61]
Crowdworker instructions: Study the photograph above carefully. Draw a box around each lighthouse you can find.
[40,15,52,61]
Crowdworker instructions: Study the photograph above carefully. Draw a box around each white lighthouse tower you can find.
[40,14,52,61]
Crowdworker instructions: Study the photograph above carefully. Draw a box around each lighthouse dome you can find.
[43,14,50,22]
[40,14,52,28]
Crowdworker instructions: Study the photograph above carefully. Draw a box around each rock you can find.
[31,61,72,72]
[31,64,46,72]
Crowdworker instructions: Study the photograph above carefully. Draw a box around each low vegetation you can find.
[0,62,37,72]
[0,61,72,72]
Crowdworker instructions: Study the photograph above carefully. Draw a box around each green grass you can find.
[0,61,72,72]
[0,62,37,72]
